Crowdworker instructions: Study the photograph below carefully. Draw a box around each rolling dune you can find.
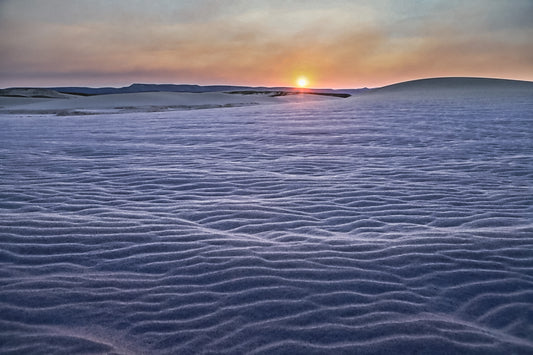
[1,82,532,354]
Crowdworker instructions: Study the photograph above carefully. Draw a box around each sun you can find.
[296,76,308,88]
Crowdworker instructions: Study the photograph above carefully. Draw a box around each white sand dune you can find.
[0,90,340,115]
[1,84,532,354]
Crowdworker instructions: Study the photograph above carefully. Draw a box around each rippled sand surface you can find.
[1,90,532,354]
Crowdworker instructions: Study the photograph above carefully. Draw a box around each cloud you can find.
[1,0,532,87]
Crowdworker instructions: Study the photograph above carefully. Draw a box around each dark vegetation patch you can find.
[226,91,289,97]
[307,92,351,98]
[60,92,96,97]
[226,91,350,98]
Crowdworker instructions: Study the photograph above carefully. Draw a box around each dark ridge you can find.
[0,88,71,98]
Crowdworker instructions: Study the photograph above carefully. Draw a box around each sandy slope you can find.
[367,77,533,99]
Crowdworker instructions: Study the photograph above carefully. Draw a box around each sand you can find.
[1,83,532,354]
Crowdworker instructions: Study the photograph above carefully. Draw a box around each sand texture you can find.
[1,85,532,354]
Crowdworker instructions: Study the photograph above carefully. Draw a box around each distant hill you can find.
[371,77,533,93]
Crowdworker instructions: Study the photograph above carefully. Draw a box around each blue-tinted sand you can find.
[1,86,532,354]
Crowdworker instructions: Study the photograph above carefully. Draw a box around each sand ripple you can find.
[1,92,532,354]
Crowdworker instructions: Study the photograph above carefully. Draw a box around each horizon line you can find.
[2,75,533,91]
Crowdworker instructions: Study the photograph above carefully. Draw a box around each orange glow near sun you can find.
[296,76,309,88]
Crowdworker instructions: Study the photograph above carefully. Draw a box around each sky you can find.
[0,0,532,88]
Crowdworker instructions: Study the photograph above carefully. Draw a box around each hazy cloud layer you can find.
[1,0,531,87]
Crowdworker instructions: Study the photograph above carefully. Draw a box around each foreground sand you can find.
[1,86,532,354]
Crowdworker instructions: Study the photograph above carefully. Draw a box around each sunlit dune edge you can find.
[0,91,342,116]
